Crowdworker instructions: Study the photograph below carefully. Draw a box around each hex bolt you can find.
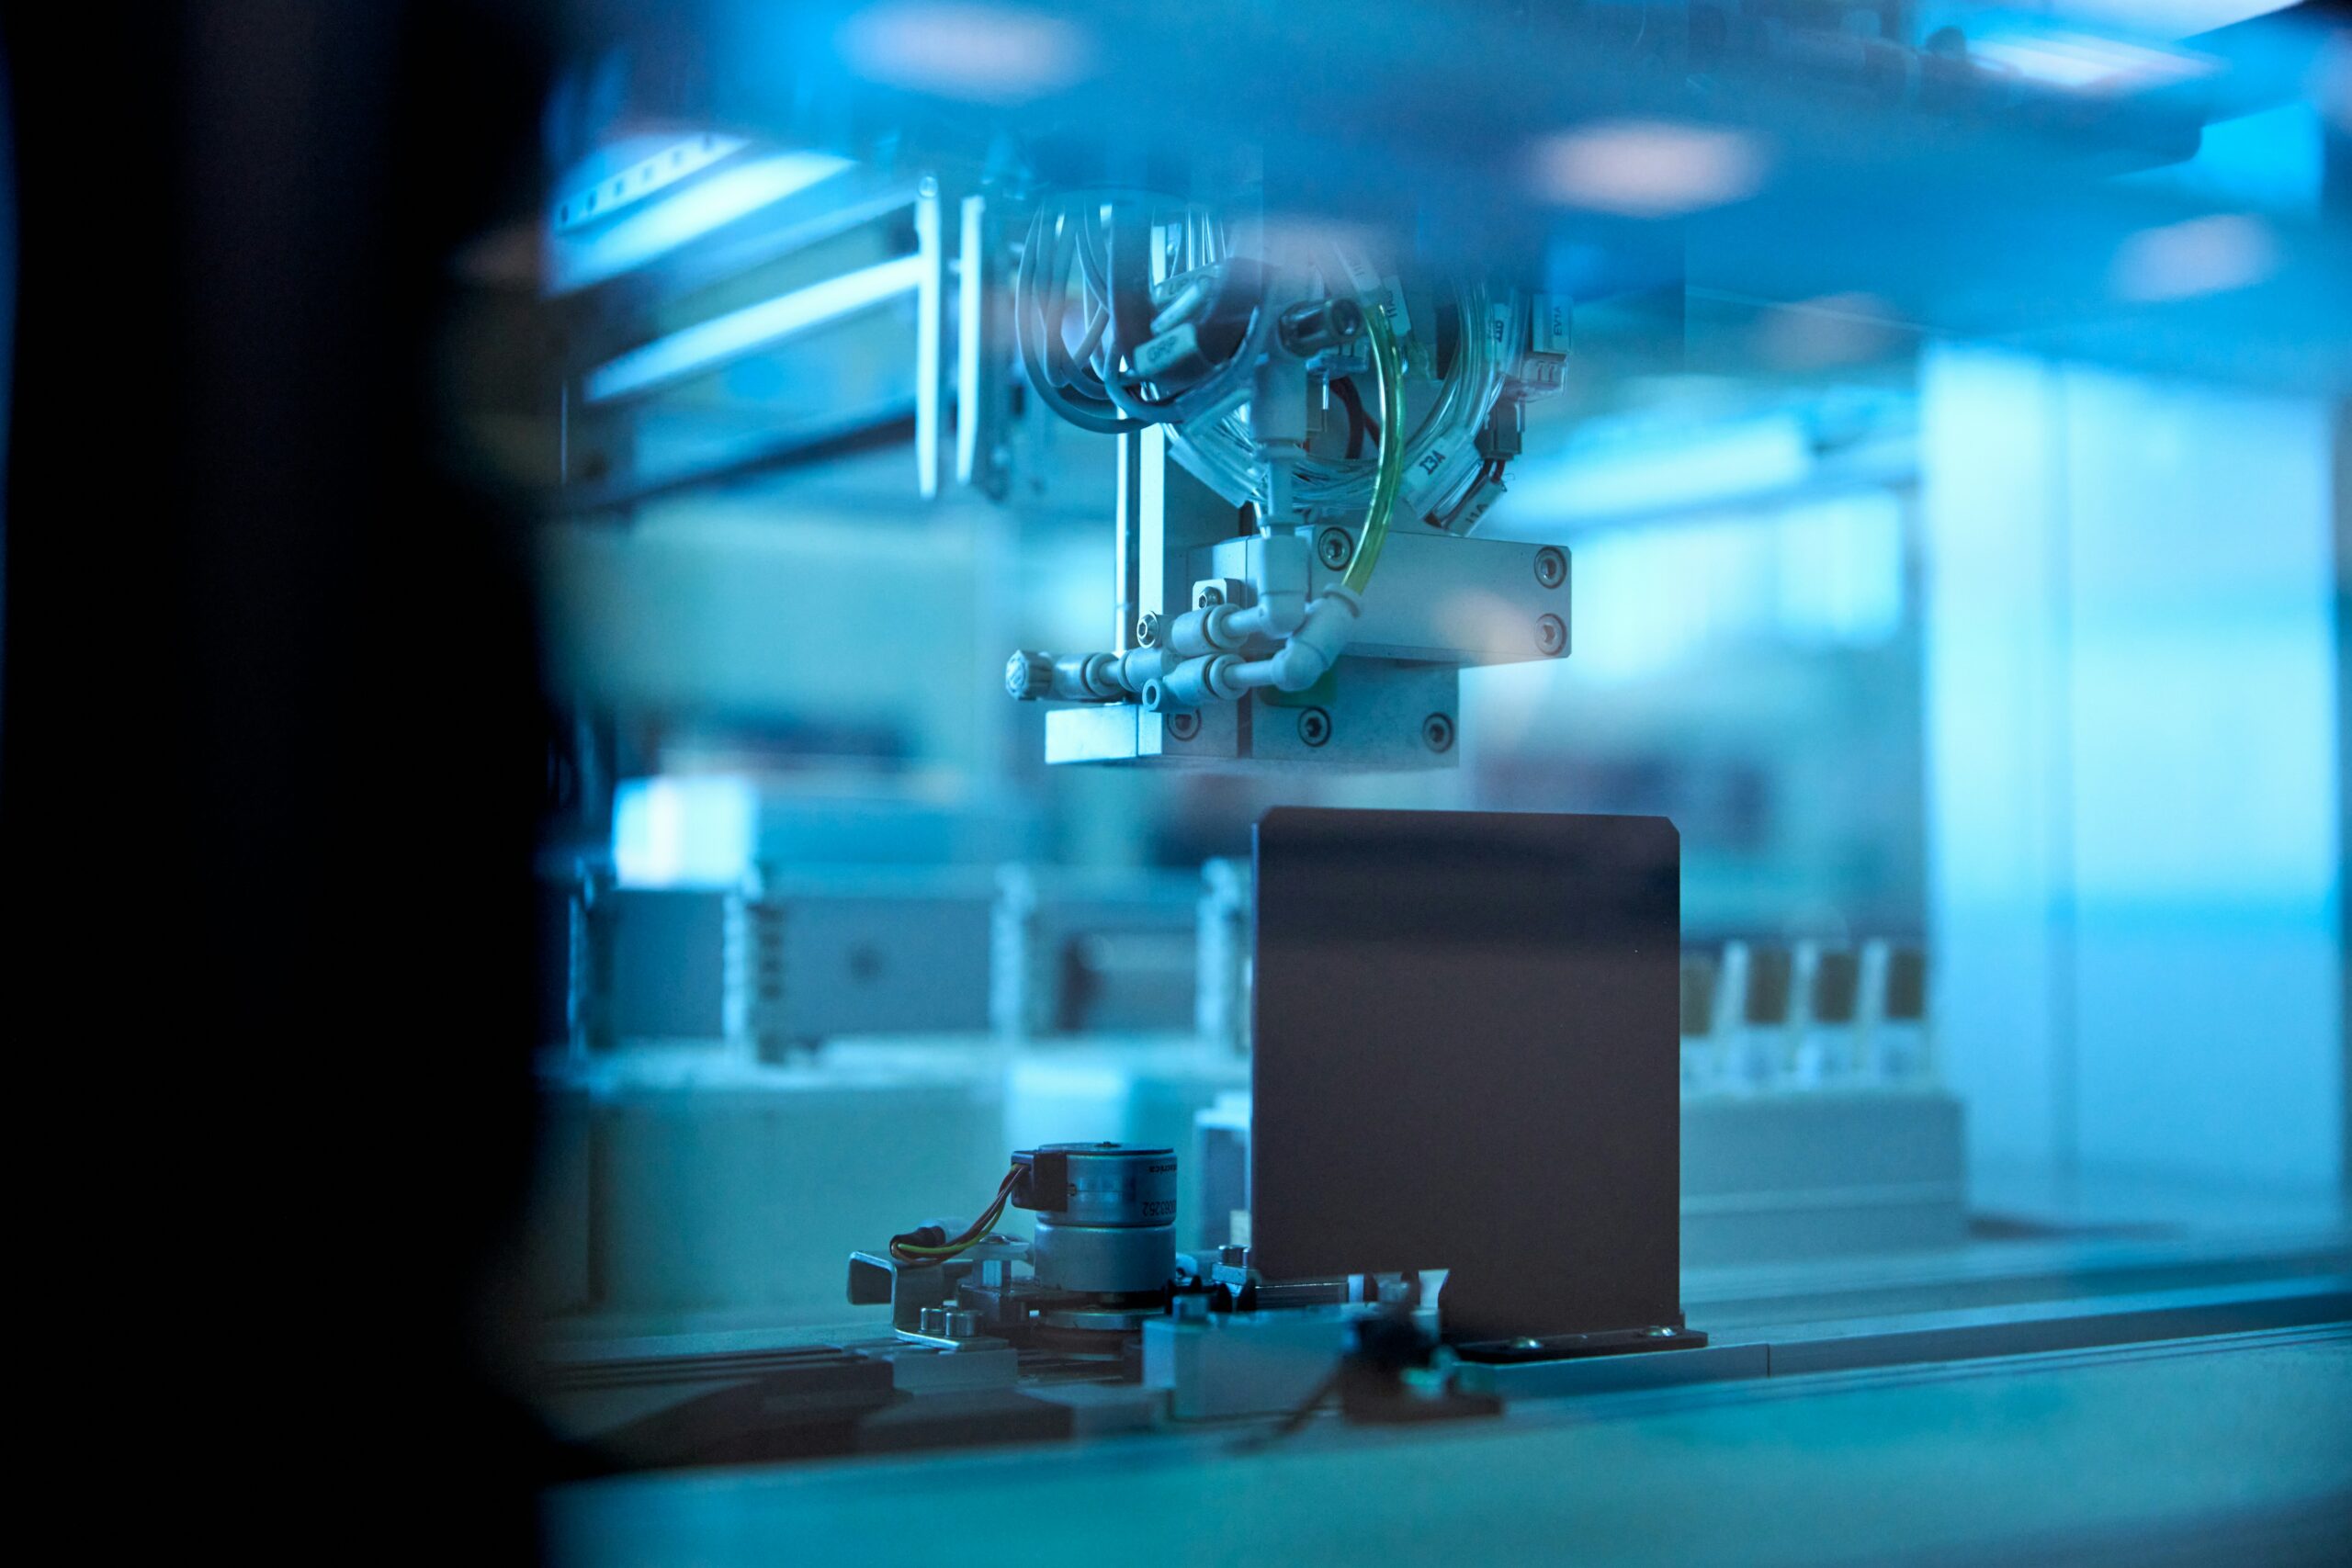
[1536,614,1567,656]
[1316,527,1353,572]
[1422,713,1455,753]
[1166,710,1201,741]
[1136,612,1164,648]
[1297,707,1332,748]
[1534,547,1567,590]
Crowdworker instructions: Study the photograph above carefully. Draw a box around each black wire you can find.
[1105,201,1155,362]
[1229,1365,1344,1454]
[1330,377,1378,459]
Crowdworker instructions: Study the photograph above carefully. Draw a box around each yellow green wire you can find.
[888,1167,1023,1262]
[890,1198,1008,1258]
[1340,303,1406,599]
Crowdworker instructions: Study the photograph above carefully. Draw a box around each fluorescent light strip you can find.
[584,254,926,405]
[548,150,854,294]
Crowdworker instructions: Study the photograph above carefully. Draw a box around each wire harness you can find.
[1173,279,1520,525]
[887,1164,1025,1267]
[1012,195,1264,436]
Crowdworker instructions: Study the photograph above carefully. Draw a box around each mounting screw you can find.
[1421,713,1454,753]
[1534,547,1567,589]
[1166,710,1201,741]
[1296,707,1332,748]
[1536,614,1567,657]
[1316,527,1354,572]
[1136,612,1164,648]
[1195,584,1226,609]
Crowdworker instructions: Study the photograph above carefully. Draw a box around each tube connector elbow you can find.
[1269,587,1361,692]
[1229,531,1311,642]
[1227,592,1306,643]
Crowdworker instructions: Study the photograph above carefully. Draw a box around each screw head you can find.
[1534,546,1567,589]
[1195,584,1226,609]
[1536,614,1567,656]
[1296,707,1332,748]
[1136,612,1164,648]
[1316,527,1354,572]
[1422,713,1455,753]
[1166,710,1201,741]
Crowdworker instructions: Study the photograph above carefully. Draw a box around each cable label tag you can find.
[1488,300,1516,355]
[1532,294,1573,355]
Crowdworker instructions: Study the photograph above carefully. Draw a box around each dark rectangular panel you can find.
[1251,807,1683,1343]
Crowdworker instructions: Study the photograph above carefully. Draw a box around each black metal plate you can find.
[1250,807,1683,1344]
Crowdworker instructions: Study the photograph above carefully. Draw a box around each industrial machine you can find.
[998,213,1571,767]
[514,3,2352,1562]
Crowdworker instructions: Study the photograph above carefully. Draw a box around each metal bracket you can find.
[847,1249,965,1333]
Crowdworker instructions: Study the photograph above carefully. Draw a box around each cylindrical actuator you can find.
[1012,1143,1177,1296]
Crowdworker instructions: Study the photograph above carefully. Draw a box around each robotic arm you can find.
[1003,195,1572,769]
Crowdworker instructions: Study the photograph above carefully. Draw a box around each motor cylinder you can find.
[1013,1143,1177,1296]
